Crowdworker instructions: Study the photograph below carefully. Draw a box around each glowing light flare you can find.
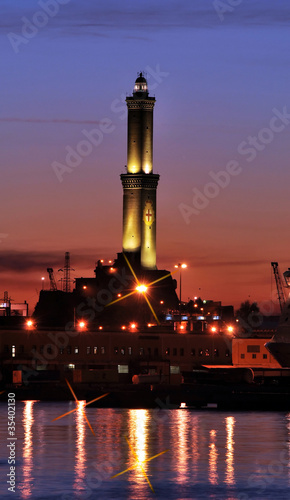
[121,326,126,330]
[211,327,217,333]
[227,326,234,334]
[130,323,137,330]
[98,326,103,330]
[82,285,87,290]
[78,321,86,329]
[26,320,34,328]
[136,284,148,293]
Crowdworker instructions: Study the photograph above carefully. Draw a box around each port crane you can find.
[47,268,57,292]
[271,262,286,312]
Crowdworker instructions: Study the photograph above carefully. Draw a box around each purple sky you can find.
[1,0,290,312]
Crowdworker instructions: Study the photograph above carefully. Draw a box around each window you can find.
[87,347,91,355]
[101,347,105,355]
[165,348,170,355]
[252,354,257,359]
[40,345,44,354]
[139,347,144,356]
[93,347,98,355]
[205,349,210,357]
[121,347,125,355]
[68,364,75,370]
[74,347,79,354]
[154,347,158,357]
[225,349,230,357]
[247,345,260,353]
[11,345,16,358]
[180,348,184,356]
[148,348,151,356]
[114,347,118,355]
[60,348,64,355]
[263,354,267,359]
[18,345,24,354]
[173,348,177,356]
[191,348,196,356]
[199,349,203,356]
[47,345,53,355]
[214,349,219,357]
[67,346,71,355]
[128,347,132,355]
[118,365,129,374]
[170,366,180,374]
[241,353,245,359]
[4,344,9,353]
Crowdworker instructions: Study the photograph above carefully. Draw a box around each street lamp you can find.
[174,263,187,304]
[41,277,45,290]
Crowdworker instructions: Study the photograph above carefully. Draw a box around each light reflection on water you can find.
[225,416,235,486]
[20,401,35,499]
[0,404,290,499]
[74,401,87,493]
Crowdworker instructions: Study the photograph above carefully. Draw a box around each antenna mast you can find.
[59,252,74,293]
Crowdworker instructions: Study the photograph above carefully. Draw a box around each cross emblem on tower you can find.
[146,209,152,222]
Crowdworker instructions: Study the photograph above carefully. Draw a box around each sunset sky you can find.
[1,0,290,312]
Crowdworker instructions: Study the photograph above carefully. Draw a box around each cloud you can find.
[1,0,289,39]
[0,117,104,125]
[0,250,104,273]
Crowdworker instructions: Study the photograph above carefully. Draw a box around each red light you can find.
[121,326,126,330]
[26,320,34,328]
[83,285,87,290]
[160,300,164,304]
[79,321,86,329]
[99,326,103,330]
[130,323,137,329]
[117,293,122,298]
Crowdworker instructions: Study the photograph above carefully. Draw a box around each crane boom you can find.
[271,262,286,312]
[47,268,57,291]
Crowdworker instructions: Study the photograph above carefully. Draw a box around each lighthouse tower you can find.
[121,73,159,270]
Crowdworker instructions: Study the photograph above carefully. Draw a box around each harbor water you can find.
[1,401,290,499]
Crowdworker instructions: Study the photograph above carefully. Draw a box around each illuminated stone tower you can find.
[121,73,159,270]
